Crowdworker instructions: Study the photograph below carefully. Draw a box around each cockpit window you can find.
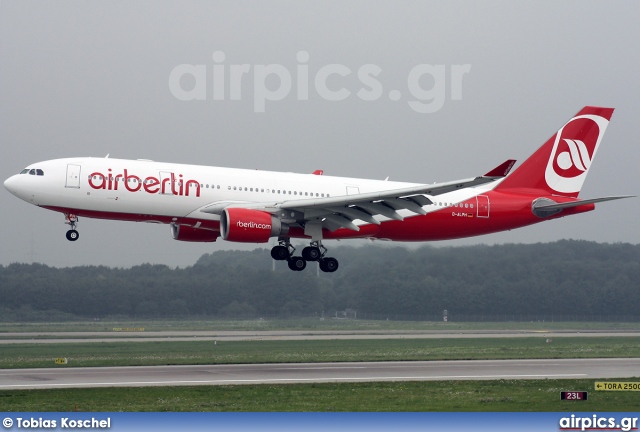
[21,168,44,175]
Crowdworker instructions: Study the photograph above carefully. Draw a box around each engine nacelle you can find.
[171,224,218,242]
[220,208,289,243]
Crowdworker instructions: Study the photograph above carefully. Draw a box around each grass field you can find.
[1,318,639,333]
[1,337,639,369]
[1,379,638,412]
[1,320,638,412]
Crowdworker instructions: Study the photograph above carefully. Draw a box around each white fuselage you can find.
[4,158,402,223]
[5,157,495,228]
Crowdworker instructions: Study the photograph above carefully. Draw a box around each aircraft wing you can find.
[200,160,516,232]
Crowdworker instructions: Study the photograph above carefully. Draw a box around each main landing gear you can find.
[64,213,79,242]
[271,238,339,273]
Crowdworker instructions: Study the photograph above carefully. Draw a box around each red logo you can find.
[550,117,600,179]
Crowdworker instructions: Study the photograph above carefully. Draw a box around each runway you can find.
[1,358,638,389]
[2,330,640,344]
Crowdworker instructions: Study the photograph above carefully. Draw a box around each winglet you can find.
[484,159,516,178]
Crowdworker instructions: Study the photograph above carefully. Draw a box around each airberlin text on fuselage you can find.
[237,220,271,230]
[88,169,201,197]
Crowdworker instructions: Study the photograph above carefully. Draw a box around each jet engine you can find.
[220,208,289,243]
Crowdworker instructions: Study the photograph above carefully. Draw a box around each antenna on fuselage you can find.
[105,154,110,158]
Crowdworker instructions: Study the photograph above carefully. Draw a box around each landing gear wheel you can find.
[271,245,290,261]
[319,257,339,273]
[64,214,79,242]
[287,257,306,271]
[66,230,79,242]
[302,246,321,261]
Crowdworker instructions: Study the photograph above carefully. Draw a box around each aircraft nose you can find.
[4,175,19,196]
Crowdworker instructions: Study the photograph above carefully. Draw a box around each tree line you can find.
[0,240,638,321]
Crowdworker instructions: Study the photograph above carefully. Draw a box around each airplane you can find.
[4,106,633,272]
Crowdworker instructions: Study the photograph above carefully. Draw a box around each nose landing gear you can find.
[64,213,79,242]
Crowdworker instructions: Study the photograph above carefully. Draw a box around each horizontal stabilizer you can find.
[534,195,635,211]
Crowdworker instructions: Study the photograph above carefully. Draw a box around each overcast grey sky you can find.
[1,1,638,268]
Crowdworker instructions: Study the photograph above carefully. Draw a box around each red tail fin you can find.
[495,106,614,197]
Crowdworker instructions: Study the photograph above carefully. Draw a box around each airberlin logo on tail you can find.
[88,169,201,197]
[557,139,591,174]
[545,114,609,195]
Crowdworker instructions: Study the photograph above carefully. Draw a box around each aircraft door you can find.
[346,186,360,195]
[476,195,489,218]
[65,164,81,188]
